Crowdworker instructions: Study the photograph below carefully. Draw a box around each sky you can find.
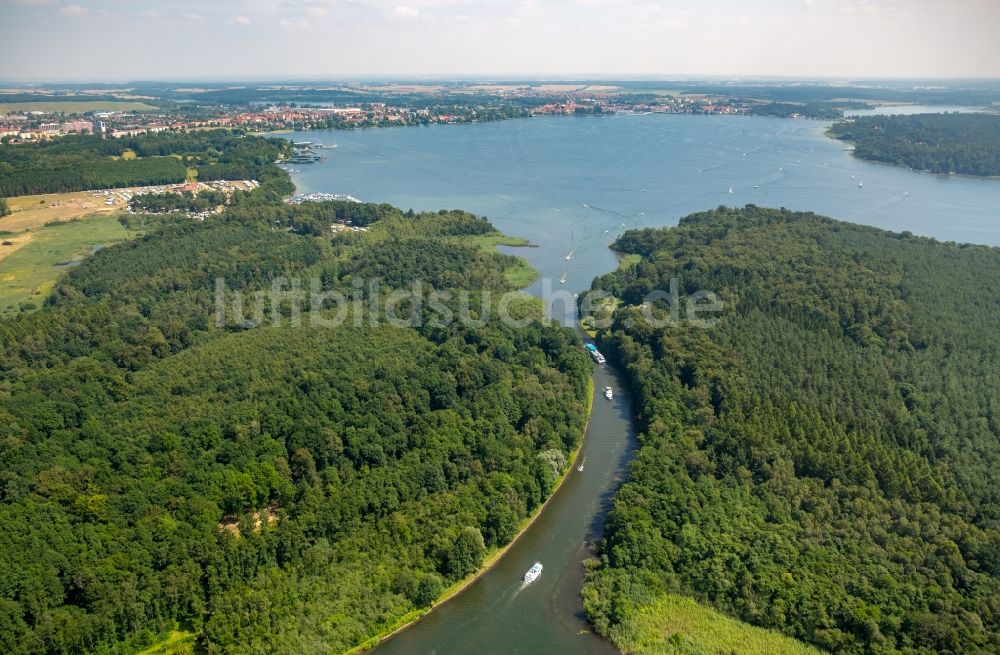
[1,0,999,81]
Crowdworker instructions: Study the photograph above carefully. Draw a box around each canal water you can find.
[372,361,631,655]
[279,113,1000,654]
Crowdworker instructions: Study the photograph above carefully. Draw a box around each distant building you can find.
[92,119,106,137]
[61,120,92,134]
[109,125,168,138]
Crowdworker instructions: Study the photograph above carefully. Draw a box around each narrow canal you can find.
[372,358,635,655]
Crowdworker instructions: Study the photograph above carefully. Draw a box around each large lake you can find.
[290,114,999,303]
[282,114,1000,655]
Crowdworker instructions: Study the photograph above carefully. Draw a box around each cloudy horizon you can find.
[2,0,999,82]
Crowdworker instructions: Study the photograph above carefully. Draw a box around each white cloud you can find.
[233,14,252,24]
[392,5,420,19]
[60,3,86,16]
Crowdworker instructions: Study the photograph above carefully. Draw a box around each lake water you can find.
[846,104,995,116]
[290,115,1000,290]
[280,114,1000,654]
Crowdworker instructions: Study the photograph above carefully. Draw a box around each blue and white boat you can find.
[524,562,543,583]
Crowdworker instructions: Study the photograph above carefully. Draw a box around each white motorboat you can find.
[524,562,543,583]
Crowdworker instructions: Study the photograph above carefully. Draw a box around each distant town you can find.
[0,81,861,142]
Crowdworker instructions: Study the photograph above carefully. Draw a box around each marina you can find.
[288,141,327,164]
[286,191,362,204]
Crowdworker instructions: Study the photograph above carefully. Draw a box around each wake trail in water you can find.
[862,192,909,219]
[445,576,529,637]
[573,205,641,249]
[582,203,629,217]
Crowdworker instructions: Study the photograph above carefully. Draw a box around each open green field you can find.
[0,213,139,314]
[503,258,538,289]
[617,253,642,268]
[459,232,532,250]
[0,100,157,115]
[457,232,538,288]
[613,594,825,655]
[619,88,683,97]
[134,630,195,655]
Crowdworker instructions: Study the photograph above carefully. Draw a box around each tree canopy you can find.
[0,190,590,654]
[830,113,1000,176]
[0,130,293,197]
[582,205,1000,655]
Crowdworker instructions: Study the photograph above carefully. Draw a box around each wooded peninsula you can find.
[0,132,591,654]
[830,113,1000,177]
[582,206,1000,655]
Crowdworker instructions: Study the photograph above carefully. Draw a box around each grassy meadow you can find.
[611,594,825,655]
[134,630,196,655]
[458,231,537,288]
[0,213,139,313]
[1,190,127,231]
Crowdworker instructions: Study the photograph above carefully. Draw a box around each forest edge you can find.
[344,375,596,655]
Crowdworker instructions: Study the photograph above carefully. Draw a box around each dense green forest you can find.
[0,130,293,197]
[830,113,1000,176]
[582,206,1000,655]
[678,83,1000,107]
[0,188,590,654]
[748,102,844,119]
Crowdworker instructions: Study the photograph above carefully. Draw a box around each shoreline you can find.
[343,374,597,655]
[296,161,601,655]
[824,127,1000,182]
